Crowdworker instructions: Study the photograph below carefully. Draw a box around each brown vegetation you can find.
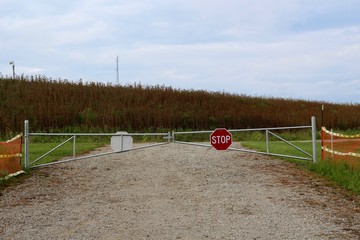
[0,75,359,136]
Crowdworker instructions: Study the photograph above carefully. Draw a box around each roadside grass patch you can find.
[242,140,360,195]
[307,160,360,195]
[25,141,107,167]
[23,135,110,167]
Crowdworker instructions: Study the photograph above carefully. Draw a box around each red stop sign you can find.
[210,128,232,150]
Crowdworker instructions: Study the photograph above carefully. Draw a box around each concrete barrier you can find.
[110,132,133,151]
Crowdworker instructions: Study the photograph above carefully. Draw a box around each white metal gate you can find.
[24,120,171,168]
[172,116,317,163]
[23,116,317,168]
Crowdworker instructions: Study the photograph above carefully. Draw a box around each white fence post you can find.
[311,116,317,163]
[73,135,76,159]
[266,129,269,153]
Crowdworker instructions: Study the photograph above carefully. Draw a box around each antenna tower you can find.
[116,56,119,85]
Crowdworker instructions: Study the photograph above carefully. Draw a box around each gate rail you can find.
[173,116,317,163]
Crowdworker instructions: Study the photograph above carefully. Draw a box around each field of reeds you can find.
[1,75,360,137]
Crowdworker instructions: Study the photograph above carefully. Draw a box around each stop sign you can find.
[210,128,232,150]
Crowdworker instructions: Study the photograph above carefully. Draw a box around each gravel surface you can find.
[1,143,360,239]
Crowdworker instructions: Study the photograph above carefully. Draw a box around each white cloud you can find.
[1,0,360,103]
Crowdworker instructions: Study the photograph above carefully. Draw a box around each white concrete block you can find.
[111,131,133,151]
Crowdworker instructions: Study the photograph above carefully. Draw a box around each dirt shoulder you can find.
[1,143,360,239]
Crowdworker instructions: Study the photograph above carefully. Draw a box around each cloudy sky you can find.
[1,0,360,103]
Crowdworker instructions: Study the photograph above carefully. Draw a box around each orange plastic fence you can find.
[0,134,22,177]
[321,127,360,168]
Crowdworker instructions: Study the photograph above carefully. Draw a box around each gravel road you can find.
[1,143,360,239]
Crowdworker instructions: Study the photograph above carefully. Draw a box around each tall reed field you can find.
[1,75,360,138]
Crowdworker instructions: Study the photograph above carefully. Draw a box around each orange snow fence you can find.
[0,134,22,178]
[321,127,360,169]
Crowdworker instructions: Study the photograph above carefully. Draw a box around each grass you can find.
[23,135,111,167]
[242,140,320,161]
[307,160,360,194]
[25,141,107,167]
[242,140,360,195]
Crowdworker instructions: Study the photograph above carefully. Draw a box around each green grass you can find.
[25,139,108,167]
[243,140,360,195]
[242,140,321,161]
[307,160,360,194]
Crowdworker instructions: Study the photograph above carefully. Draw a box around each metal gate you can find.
[23,116,317,168]
[24,120,171,168]
[172,116,317,163]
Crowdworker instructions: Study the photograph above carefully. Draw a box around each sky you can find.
[1,0,360,104]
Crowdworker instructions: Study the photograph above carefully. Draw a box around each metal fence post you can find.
[311,116,317,163]
[266,130,269,153]
[24,120,29,168]
[121,134,124,151]
[73,135,76,159]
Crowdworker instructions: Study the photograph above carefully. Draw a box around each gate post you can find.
[265,129,269,153]
[73,135,76,159]
[24,120,29,168]
[311,116,317,163]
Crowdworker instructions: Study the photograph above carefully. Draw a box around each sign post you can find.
[210,128,232,150]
